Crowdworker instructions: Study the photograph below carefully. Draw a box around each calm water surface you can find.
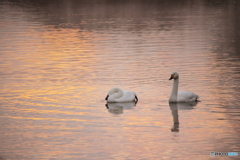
[0,0,240,160]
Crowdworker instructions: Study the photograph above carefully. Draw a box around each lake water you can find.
[0,0,240,160]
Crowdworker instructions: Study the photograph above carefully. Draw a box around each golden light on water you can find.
[0,1,240,160]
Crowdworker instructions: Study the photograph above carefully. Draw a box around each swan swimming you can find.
[105,87,138,103]
[169,72,199,102]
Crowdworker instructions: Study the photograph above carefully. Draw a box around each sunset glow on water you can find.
[0,0,240,159]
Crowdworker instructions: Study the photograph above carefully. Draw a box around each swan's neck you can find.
[169,78,179,102]
[114,90,123,99]
[109,88,124,100]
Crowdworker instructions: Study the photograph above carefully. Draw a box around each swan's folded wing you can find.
[119,91,136,102]
[178,91,199,102]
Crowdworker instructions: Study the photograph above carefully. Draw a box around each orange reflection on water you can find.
[7,116,88,122]
[1,24,102,105]
[1,1,240,159]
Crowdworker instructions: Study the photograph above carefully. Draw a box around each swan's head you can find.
[169,72,179,80]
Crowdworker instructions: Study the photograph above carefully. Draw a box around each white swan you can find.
[105,87,138,103]
[169,72,199,102]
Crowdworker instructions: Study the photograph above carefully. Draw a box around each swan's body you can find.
[169,72,199,102]
[105,87,138,103]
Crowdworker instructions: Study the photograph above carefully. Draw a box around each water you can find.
[0,0,240,159]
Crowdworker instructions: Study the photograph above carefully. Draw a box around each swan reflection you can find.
[105,102,136,115]
[169,103,179,132]
[169,102,198,132]
[177,101,198,110]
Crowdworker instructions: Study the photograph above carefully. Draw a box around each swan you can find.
[105,87,138,103]
[169,72,199,102]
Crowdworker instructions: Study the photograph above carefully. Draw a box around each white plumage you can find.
[169,72,199,102]
[105,87,138,103]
